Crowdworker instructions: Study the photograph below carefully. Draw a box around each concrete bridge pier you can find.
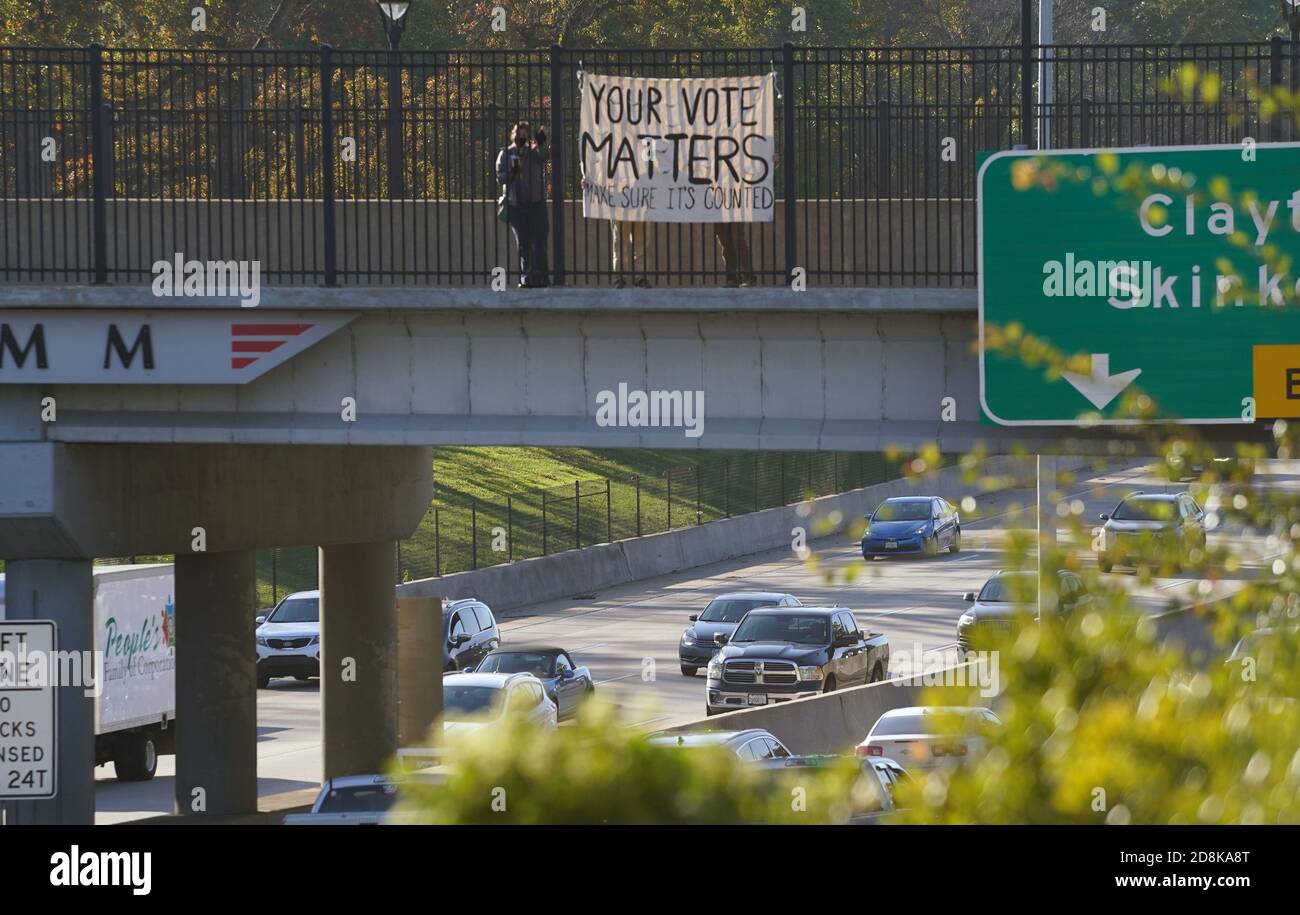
[320,540,398,780]
[0,439,433,823]
[2,558,95,824]
[174,550,258,817]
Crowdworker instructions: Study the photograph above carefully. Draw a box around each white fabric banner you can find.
[579,73,775,223]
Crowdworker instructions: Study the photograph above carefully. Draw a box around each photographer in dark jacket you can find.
[495,120,550,288]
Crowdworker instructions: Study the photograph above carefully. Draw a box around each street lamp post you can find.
[376,2,411,199]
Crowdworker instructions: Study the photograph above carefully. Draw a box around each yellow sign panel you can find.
[1253,345,1300,418]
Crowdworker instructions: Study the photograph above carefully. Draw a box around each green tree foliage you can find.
[1,1,1292,50]
[394,698,868,824]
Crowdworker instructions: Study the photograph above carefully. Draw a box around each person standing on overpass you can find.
[496,120,551,288]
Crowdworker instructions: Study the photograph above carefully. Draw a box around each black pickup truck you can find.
[704,606,890,716]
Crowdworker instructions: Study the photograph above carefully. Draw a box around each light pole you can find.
[377,1,410,49]
[1038,0,1053,149]
[376,2,411,198]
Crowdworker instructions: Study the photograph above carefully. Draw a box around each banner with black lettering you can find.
[579,73,775,223]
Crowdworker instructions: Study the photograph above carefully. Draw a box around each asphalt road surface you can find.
[92,458,1287,822]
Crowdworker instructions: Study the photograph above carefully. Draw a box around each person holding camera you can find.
[495,120,551,288]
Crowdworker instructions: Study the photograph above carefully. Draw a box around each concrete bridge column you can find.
[320,541,397,779]
[3,558,95,825]
[174,550,257,816]
[397,596,442,748]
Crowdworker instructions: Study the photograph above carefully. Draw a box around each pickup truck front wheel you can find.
[114,730,159,782]
[822,675,837,694]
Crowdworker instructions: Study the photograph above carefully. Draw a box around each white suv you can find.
[255,589,320,688]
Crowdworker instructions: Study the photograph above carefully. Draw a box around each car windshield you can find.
[977,575,1033,603]
[477,652,554,676]
[700,598,774,623]
[317,783,399,813]
[268,596,318,624]
[443,684,502,721]
[1113,498,1176,522]
[731,614,829,645]
[872,500,931,522]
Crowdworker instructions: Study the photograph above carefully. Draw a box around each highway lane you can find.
[92,458,1288,822]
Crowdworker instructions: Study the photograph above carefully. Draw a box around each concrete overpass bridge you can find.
[0,36,1272,824]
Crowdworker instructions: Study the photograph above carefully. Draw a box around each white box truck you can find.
[0,563,176,781]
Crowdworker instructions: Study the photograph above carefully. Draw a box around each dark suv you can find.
[705,607,890,716]
[443,599,500,671]
[679,591,801,676]
[1097,491,1206,572]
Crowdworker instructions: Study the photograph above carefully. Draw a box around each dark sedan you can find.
[957,569,1092,653]
[1096,491,1205,573]
[862,496,961,559]
[679,591,802,676]
[472,645,595,721]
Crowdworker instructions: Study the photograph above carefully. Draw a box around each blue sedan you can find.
[471,645,595,721]
[861,496,961,559]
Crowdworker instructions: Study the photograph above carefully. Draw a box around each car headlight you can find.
[958,613,974,628]
[797,665,823,681]
[681,630,696,645]
[309,635,320,645]
[706,656,723,678]
[256,637,268,647]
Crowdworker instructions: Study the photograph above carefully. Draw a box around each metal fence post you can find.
[271,548,278,604]
[507,495,514,562]
[550,44,566,285]
[1020,0,1035,149]
[723,458,730,518]
[87,43,108,284]
[667,472,672,529]
[319,44,338,285]
[386,48,404,199]
[780,453,786,505]
[781,40,798,285]
[605,479,612,543]
[435,508,441,576]
[877,99,891,195]
[1080,97,1092,148]
[1270,37,1284,142]
[543,491,549,556]
[293,103,307,198]
[471,499,478,570]
[396,540,403,581]
[695,465,702,524]
[753,453,759,512]
[574,481,581,550]
[635,474,642,537]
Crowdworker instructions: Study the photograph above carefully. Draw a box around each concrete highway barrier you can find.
[399,454,1095,612]
[657,665,990,756]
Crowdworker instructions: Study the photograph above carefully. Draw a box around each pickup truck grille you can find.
[722,660,798,686]
[268,637,312,649]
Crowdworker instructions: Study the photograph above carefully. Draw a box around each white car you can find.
[855,706,1001,771]
[283,771,447,825]
[442,671,558,735]
[255,589,320,688]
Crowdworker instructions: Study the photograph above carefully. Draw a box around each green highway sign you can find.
[978,143,1300,426]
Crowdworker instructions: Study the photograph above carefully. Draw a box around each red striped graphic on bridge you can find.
[230,323,314,370]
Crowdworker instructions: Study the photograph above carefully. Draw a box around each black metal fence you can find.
[395,450,911,583]
[0,40,1288,287]
[204,450,912,604]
